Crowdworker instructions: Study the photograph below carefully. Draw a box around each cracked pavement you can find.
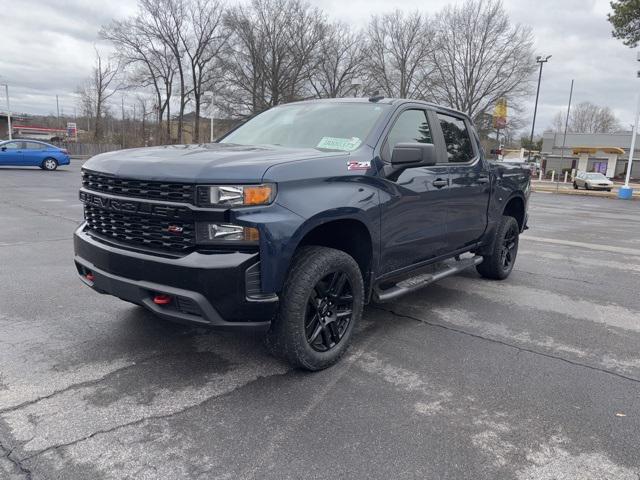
[1,162,639,479]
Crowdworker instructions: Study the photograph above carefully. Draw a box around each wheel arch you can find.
[279,214,376,298]
[502,193,526,231]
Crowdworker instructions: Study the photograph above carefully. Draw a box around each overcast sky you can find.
[1,0,638,135]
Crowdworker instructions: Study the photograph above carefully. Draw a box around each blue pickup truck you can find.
[74,98,530,370]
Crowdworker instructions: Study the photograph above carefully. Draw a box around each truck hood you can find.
[82,143,346,183]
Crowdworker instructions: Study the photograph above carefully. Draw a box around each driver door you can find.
[0,141,25,165]
[378,108,450,275]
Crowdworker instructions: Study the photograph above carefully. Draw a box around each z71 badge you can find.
[347,161,371,171]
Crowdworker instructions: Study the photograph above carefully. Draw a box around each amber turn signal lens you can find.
[243,227,260,242]
[243,185,273,205]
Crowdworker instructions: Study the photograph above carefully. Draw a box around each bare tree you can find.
[77,48,122,141]
[430,0,535,121]
[550,101,621,134]
[363,10,433,99]
[179,0,227,142]
[135,94,156,145]
[222,0,327,116]
[138,0,190,143]
[76,85,94,133]
[101,16,177,145]
[550,111,565,133]
[309,22,365,98]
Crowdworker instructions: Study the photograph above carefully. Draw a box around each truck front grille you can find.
[82,170,195,203]
[84,204,195,253]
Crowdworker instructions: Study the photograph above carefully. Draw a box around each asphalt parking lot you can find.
[1,161,640,480]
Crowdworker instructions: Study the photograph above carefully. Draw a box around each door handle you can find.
[432,178,448,188]
[477,176,490,184]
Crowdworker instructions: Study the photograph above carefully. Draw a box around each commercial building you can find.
[540,131,639,180]
[0,113,9,139]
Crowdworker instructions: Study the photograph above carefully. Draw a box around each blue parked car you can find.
[0,139,71,170]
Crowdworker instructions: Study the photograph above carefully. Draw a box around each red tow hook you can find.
[85,272,95,282]
[153,294,172,305]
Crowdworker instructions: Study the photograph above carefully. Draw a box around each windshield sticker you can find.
[347,160,371,171]
[317,136,362,151]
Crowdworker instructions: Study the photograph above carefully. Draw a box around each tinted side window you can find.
[437,113,474,163]
[2,141,22,150]
[26,142,46,150]
[383,109,432,160]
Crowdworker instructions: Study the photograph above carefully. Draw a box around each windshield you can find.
[220,102,390,151]
[586,173,607,179]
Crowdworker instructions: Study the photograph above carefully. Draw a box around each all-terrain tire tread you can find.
[267,246,364,371]
[476,215,519,280]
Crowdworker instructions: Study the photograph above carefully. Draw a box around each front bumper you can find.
[74,225,277,330]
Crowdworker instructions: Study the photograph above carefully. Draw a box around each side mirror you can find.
[391,143,437,167]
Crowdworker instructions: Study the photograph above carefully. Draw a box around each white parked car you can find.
[573,171,613,191]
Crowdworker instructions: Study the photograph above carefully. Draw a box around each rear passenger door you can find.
[436,112,491,251]
[378,108,450,274]
[23,142,47,166]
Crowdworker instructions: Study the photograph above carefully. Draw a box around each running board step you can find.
[373,255,483,303]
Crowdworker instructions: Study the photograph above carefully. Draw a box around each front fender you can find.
[235,177,381,293]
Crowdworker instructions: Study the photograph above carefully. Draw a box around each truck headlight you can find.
[197,184,276,207]
[196,223,260,245]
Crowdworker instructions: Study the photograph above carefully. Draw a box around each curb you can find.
[532,186,639,200]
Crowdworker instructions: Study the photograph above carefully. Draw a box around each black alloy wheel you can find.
[500,222,519,272]
[267,245,364,371]
[476,215,519,280]
[305,271,354,352]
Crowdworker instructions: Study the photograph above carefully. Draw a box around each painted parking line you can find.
[522,235,640,257]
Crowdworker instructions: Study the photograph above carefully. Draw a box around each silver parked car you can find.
[573,171,613,191]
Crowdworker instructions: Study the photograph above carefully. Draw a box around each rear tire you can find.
[573,182,578,189]
[267,246,364,371]
[42,158,58,171]
[476,215,519,280]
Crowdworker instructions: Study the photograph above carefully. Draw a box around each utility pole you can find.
[529,55,552,161]
[559,80,574,166]
[619,53,640,200]
[56,95,60,131]
[3,84,12,140]
[121,96,125,149]
[133,104,136,146]
[204,91,214,143]
[558,79,574,192]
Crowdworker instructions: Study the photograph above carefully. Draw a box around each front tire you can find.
[476,215,519,280]
[573,182,578,189]
[42,158,58,171]
[267,246,364,371]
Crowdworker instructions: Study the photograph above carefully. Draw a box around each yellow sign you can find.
[493,98,507,129]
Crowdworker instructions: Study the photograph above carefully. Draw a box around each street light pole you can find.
[204,91,214,143]
[619,53,640,200]
[2,84,12,140]
[528,55,551,160]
